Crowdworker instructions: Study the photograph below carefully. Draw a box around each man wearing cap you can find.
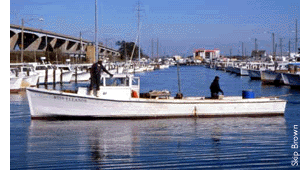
[89,59,113,96]
[210,76,224,99]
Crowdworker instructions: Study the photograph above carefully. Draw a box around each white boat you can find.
[134,66,144,73]
[146,65,154,71]
[10,66,40,92]
[260,62,289,85]
[26,74,287,119]
[10,77,23,92]
[281,63,300,87]
[248,63,265,80]
[261,70,284,85]
[235,63,249,76]
[10,69,23,92]
[281,72,300,87]
[19,66,39,87]
[238,67,249,76]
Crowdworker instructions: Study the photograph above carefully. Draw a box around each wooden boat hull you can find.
[26,88,286,119]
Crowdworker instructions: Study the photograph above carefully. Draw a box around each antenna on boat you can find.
[296,19,298,54]
[137,0,141,62]
[95,0,99,61]
[173,57,183,99]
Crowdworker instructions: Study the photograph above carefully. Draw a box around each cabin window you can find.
[132,78,139,86]
[105,77,129,86]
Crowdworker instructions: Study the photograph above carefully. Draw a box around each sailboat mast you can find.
[272,33,275,58]
[137,1,141,62]
[296,19,298,54]
[157,38,159,58]
[95,0,99,61]
[151,39,153,58]
[289,39,291,57]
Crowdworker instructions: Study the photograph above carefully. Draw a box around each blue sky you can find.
[10,0,300,57]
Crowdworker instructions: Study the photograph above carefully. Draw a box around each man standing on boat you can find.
[210,76,224,99]
[89,59,113,96]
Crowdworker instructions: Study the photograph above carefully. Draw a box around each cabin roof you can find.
[102,73,136,78]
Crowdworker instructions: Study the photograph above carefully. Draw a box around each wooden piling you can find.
[36,78,39,88]
[60,68,63,85]
[75,67,78,84]
[53,68,56,89]
[15,69,18,77]
[45,68,48,89]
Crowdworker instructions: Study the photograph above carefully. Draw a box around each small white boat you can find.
[10,69,23,93]
[146,65,154,71]
[19,66,39,87]
[26,74,287,119]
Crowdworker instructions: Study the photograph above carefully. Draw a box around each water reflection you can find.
[27,117,288,169]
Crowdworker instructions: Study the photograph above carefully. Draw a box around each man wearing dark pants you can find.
[210,76,224,99]
[89,59,113,96]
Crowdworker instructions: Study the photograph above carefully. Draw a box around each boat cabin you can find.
[78,74,140,100]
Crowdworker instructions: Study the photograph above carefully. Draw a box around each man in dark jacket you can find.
[89,59,113,96]
[210,76,224,99]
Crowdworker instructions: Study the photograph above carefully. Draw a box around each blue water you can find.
[10,66,300,169]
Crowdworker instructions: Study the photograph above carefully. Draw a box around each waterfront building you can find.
[193,48,220,62]
[251,50,267,59]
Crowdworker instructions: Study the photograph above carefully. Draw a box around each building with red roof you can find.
[193,48,220,62]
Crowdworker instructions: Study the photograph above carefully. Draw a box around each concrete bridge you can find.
[10,24,120,59]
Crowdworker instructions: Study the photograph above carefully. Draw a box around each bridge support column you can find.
[10,33,18,51]
[68,42,78,52]
[26,37,42,51]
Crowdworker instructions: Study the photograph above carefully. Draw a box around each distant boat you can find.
[282,72,300,87]
[261,62,289,85]
[10,65,39,92]
[26,74,287,119]
[10,68,23,93]
[281,63,300,87]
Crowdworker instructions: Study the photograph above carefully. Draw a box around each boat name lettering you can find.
[53,95,87,102]
[291,125,299,166]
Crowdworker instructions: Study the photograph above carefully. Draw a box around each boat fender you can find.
[131,90,139,98]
